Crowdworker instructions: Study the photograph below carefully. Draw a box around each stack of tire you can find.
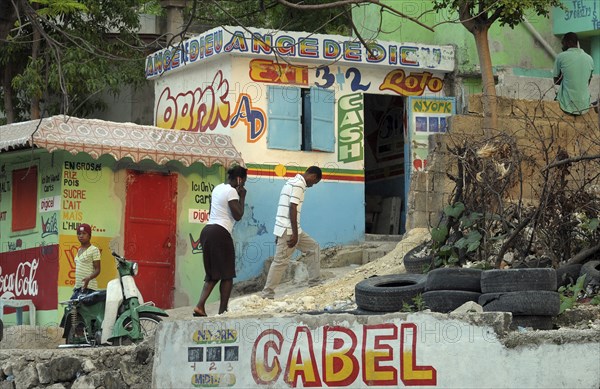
[403,243,434,274]
[354,274,427,313]
[422,268,482,313]
[478,268,559,330]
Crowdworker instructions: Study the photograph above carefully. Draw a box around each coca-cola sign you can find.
[0,245,58,310]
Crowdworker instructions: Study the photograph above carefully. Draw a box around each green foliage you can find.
[431,0,563,28]
[190,0,350,36]
[31,0,89,16]
[558,275,586,314]
[401,294,426,312]
[2,0,148,120]
[431,202,484,268]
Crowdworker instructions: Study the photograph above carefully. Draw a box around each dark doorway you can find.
[363,94,406,235]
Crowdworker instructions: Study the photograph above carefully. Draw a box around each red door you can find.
[124,170,177,309]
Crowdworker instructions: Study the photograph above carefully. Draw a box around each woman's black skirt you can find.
[200,224,236,281]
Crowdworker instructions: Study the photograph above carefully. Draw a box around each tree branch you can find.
[543,154,600,172]
[276,0,434,31]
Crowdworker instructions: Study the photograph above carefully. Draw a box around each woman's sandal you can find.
[193,309,207,317]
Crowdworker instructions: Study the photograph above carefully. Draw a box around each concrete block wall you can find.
[407,94,600,230]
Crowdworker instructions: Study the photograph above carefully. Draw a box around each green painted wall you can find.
[0,147,226,327]
[353,1,561,74]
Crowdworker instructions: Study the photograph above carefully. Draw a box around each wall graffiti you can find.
[156,71,231,132]
[41,214,58,238]
[230,94,267,143]
[249,59,308,86]
[380,70,444,96]
[564,0,592,20]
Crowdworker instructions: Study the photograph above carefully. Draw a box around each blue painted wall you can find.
[232,177,364,281]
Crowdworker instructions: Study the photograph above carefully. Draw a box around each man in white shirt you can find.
[260,166,322,299]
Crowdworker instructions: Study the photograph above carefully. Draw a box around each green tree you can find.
[430,0,563,131]
[0,0,151,123]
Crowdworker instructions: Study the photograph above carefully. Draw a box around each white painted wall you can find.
[152,312,600,388]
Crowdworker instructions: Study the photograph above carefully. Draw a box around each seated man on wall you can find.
[553,32,594,116]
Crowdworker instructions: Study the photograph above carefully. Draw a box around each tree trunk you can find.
[472,26,497,133]
[0,0,18,44]
[30,20,41,119]
[2,62,15,123]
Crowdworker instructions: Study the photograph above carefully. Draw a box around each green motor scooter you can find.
[60,252,169,346]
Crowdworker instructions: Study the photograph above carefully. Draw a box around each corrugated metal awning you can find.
[0,116,244,168]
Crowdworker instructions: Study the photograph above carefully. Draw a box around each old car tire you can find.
[510,315,554,331]
[480,268,557,293]
[580,260,600,287]
[422,290,481,313]
[478,291,560,316]
[556,264,583,288]
[425,267,482,292]
[355,274,427,312]
[403,243,434,274]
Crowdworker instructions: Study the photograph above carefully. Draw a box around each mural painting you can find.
[0,245,58,310]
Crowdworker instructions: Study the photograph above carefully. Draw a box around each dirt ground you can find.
[3,227,599,349]
[166,227,600,332]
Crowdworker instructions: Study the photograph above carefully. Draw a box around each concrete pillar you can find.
[160,0,187,41]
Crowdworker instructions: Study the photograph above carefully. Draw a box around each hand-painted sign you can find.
[337,93,364,163]
[154,317,445,388]
[380,70,444,96]
[0,245,58,310]
[249,59,308,85]
[145,26,455,79]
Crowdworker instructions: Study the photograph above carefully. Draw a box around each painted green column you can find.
[592,36,600,75]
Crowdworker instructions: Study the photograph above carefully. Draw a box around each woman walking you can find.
[193,165,247,317]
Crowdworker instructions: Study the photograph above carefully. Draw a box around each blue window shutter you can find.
[309,86,335,152]
[267,86,301,150]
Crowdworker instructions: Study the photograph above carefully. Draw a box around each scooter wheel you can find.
[114,313,162,346]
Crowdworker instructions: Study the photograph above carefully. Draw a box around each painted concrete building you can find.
[0,116,243,325]
[352,0,600,106]
[145,26,456,283]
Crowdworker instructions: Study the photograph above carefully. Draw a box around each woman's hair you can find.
[227,165,248,180]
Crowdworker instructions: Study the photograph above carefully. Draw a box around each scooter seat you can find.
[78,290,107,305]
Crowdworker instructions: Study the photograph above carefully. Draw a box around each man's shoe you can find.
[259,290,274,299]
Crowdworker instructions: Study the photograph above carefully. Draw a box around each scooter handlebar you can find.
[112,252,127,264]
